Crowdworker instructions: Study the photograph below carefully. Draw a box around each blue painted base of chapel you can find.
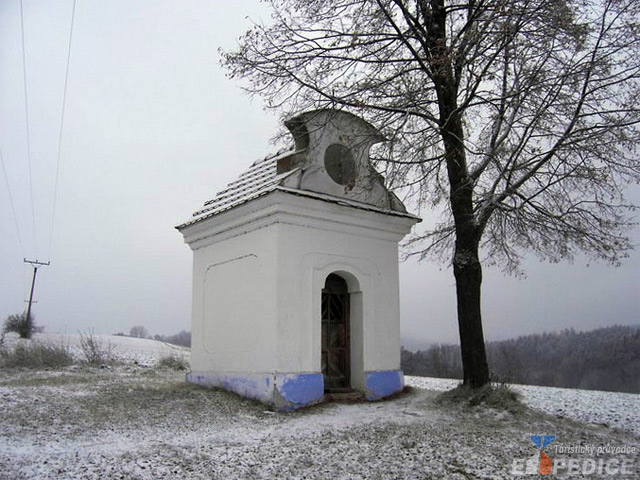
[363,370,404,400]
[187,369,404,410]
[186,371,324,411]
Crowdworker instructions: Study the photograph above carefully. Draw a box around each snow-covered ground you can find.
[0,334,638,479]
[406,377,640,437]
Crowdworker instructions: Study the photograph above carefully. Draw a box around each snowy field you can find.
[7,332,190,366]
[406,377,640,438]
[0,334,638,479]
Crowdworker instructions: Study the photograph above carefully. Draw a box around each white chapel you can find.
[176,109,420,410]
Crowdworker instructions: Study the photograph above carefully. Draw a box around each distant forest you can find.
[402,325,640,394]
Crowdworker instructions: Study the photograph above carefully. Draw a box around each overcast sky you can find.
[1,0,638,346]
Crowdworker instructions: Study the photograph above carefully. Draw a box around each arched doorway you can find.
[321,273,350,391]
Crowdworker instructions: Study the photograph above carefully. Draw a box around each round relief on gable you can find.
[324,144,356,186]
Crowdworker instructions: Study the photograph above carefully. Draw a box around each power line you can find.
[47,0,77,261]
[19,0,37,258]
[0,141,25,257]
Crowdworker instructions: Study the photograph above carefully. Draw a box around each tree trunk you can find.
[423,0,490,387]
[446,135,490,387]
[444,127,491,388]
[444,126,491,387]
[437,83,491,388]
[453,239,490,387]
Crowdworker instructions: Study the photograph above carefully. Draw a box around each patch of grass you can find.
[0,342,73,369]
[157,354,189,371]
[77,379,263,427]
[436,381,524,413]
[0,373,94,387]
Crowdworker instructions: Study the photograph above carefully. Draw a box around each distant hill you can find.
[402,325,640,394]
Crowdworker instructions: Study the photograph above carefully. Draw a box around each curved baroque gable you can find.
[279,110,406,212]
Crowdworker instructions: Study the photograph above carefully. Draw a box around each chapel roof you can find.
[176,110,419,230]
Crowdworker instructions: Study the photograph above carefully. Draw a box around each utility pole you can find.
[23,258,50,338]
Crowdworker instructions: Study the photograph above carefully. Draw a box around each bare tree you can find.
[129,325,148,339]
[222,0,640,387]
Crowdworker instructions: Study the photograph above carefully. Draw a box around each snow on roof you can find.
[186,149,293,221]
[175,110,423,231]
[176,149,418,230]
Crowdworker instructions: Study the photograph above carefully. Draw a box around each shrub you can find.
[3,312,38,339]
[0,342,73,369]
[157,355,189,371]
[79,330,115,365]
